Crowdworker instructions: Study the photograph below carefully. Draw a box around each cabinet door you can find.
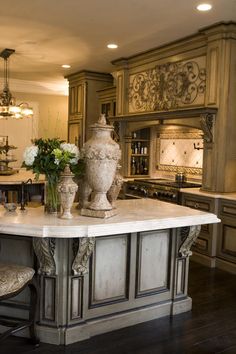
[182,194,215,256]
[217,199,236,263]
[69,84,84,117]
[68,121,82,148]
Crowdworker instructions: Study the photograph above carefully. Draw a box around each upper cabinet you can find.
[65,71,113,148]
[97,86,116,119]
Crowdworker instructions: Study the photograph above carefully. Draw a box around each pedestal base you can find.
[80,208,117,219]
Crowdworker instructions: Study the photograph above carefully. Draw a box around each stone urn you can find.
[81,114,121,213]
[57,164,78,219]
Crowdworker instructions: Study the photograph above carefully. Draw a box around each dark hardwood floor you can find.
[1,261,236,354]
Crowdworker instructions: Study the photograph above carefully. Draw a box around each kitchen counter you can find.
[180,187,236,201]
[0,168,45,184]
[0,198,219,238]
[0,199,220,345]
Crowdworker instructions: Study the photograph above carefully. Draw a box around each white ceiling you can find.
[1,0,236,95]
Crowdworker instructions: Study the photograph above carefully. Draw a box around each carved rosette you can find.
[72,237,95,275]
[33,238,56,275]
[179,225,201,257]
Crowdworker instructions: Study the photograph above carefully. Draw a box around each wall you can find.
[0,92,68,167]
[15,92,68,140]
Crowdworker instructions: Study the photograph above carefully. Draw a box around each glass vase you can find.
[44,175,60,214]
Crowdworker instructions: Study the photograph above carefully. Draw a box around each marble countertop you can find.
[0,199,220,238]
[181,188,236,201]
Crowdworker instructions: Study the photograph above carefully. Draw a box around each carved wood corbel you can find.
[33,238,56,275]
[179,225,201,257]
[72,237,95,275]
[200,113,215,144]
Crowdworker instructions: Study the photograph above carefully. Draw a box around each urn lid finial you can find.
[90,114,113,131]
[98,114,107,125]
[60,164,74,177]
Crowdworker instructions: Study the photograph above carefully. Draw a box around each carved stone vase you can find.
[57,164,78,219]
[81,114,121,214]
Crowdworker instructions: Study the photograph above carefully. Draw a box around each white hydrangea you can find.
[23,145,38,166]
[60,143,79,164]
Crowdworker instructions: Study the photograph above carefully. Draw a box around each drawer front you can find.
[219,199,236,218]
[184,198,211,211]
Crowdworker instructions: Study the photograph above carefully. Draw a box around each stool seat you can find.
[0,263,35,297]
[0,262,39,345]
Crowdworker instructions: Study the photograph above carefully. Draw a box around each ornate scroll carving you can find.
[200,113,215,143]
[179,225,201,257]
[72,237,95,275]
[129,59,206,113]
[33,238,56,275]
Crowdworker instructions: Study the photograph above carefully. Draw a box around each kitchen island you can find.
[0,199,220,345]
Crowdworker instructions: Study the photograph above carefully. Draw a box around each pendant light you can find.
[0,48,33,119]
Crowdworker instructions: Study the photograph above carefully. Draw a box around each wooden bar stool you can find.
[0,263,39,345]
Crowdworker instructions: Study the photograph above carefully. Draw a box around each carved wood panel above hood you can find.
[128,56,206,114]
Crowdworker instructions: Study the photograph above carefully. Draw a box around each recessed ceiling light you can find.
[107,43,118,49]
[61,64,71,69]
[196,3,212,11]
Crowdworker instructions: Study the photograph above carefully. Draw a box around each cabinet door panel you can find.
[68,122,81,147]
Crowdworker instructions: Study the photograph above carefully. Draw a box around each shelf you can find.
[0,159,17,163]
[0,146,17,151]
[129,174,150,177]
[0,169,18,176]
[131,154,149,157]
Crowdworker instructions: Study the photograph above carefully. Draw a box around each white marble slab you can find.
[181,188,236,201]
[0,199,220,238]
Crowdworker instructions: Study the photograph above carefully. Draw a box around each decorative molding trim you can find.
[129,58,206,113]
[72,237,95,275]
[158,165,202,175]
[200,113,215,143]
[179,225,201,257]
[159,130,203,140]
[33,238,56,275]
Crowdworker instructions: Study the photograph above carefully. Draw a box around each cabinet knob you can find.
[194,203,199,209]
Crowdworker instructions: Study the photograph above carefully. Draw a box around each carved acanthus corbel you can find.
[200,113,215,143]
[179,225,201,257]
[72,237,95,275]
[33,238,56,275]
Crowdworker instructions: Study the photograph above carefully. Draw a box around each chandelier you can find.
[0,48,33,119]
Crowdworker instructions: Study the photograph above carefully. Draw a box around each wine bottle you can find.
[143,158,148,174]
[131,157,136,175]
